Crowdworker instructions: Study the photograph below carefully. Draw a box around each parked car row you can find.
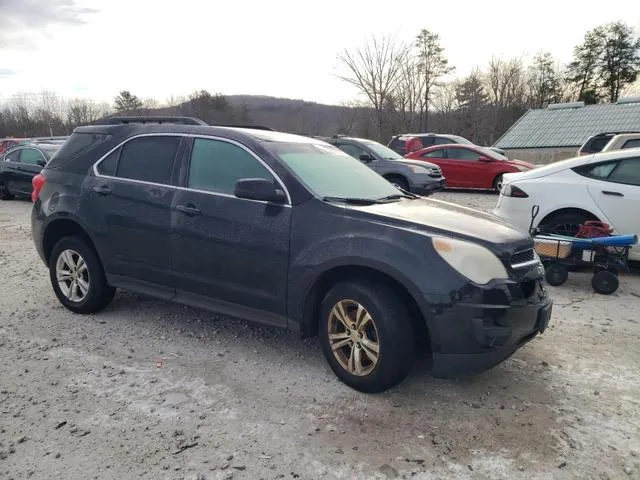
[27,115,551,393]
[577,131,640,156]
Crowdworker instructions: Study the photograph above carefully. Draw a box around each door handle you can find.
[602,190,623,197]
[176,204,201,216]
[92,185,112,195]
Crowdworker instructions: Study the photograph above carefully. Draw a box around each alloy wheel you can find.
[327,299,380,376]
[55,249,90,302]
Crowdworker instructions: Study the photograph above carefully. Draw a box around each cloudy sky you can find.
[1,0,639,105]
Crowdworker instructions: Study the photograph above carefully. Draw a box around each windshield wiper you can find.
[322,196,387,205]
[378,191,420,201]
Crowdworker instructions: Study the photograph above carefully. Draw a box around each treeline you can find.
[338,21,640,145]
[0,90,249,138]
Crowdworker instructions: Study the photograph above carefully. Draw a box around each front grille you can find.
[511,248,536,267]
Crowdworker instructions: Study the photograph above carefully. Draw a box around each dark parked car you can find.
[0,142,61,200]
[316,135,444,194]
[388,133,507,157]
[31,116,553,393]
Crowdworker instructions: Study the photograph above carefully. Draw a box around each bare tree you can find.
[67,98,101,127]
[415,29,454,131]
[394,60,423,132]
[337,36,408,139]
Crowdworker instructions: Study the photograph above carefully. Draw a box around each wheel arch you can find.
[538,207,600,229]
[299,264,431,354]
[42,218,101,266]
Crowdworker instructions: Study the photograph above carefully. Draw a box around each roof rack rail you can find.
[92,116,208,126]
[223,124,273,131]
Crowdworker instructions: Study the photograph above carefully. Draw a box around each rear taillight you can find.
[503,184,529,198]
[32,174,46,202]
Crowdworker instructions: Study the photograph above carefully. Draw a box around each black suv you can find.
[316,135,444,195]
[31,116,552,392]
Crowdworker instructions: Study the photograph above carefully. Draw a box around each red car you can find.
[405,144,535,191]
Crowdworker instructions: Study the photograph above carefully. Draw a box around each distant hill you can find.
[148,94,375,137]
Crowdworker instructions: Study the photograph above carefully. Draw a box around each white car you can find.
[493,149,640,261]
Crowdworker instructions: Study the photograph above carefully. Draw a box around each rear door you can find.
[85,135,183,294]
[170,136,292,324]
[418,148,457,185]
[1,148,23,192]
[584,157,640,245]
[15,148,46,193]
[443,147,489,188]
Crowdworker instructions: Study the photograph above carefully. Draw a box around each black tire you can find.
[493,174,504,193]
[0,178,13,200]
[386,176,409,192]
[545,262,569,286]
[539,212,593,237]
[49,236,116,314]
[318,280,415,393]
[592,270,619,295]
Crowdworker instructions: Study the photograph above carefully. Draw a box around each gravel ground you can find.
[1,192,639,480]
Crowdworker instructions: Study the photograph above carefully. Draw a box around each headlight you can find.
[432,236,509,285]
[407,165,430,174]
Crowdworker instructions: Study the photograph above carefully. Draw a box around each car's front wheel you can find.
[49,236,116,314]
[319,280,415,393]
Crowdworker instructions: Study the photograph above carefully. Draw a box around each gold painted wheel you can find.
[327,299,380,376]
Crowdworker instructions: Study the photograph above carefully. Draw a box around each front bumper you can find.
[412,178,446,196]
[428,277,552,378]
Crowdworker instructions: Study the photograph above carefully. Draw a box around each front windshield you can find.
[360,140,402,160]
[269,142,399,200]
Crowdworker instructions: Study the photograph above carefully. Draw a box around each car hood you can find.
[351,197,529,247]
[387,157,439,169]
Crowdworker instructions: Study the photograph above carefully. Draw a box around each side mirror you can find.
[359,154,374,163]
[234,178,286,204]
[478,156,492,163]
[37,160,46,167]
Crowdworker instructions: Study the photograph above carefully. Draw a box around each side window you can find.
[20,148,45,165]
[608,158,640,186]
[188,138,275,195]
[337,143,367,159]
[116,136,180,184]
[5,149,21,162]
[447,148,480,161]
[433,137,451,145]
[97,147,121,176]
[421,149,445,158]
[622,139,640,149]
[575,161,619,179]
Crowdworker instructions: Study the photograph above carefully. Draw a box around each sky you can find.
[1,0,640,106]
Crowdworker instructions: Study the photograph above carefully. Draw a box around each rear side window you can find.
[388,137,404,150]
[421,149,445,158]
[187,138,274,195]
[20,148,45,165]
[622,139,640,149]
[608,158,640,186]
[116,136,181,185]
[447,148,480,160]
[575,161,619,179]
[46,133,111,170]
[433,137,451,145]
[97,147,121,176]
[4,149,21,162]
[337,143,367,159]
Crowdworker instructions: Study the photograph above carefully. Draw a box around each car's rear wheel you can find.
[318,280,415,393]
[539,212,593,237]
[0,179,13,200]
[49,236,115,314]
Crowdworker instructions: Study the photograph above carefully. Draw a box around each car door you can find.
[84,135,183,295]
[171,136,292,325]
[418,148,456,184]
[15,147,46,193]
[2,148,25,192]
[584,157,640,245]
[444,147,493,188]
